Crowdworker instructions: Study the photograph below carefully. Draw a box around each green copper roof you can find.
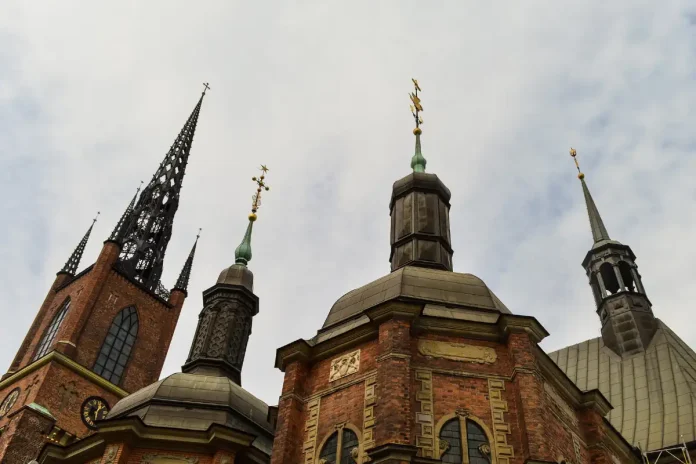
[411,133,427,173]
[234,220,254,266]
[580,178,610,243]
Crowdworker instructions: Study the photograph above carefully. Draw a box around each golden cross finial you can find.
[250,165,271,217]
[202,82,211,95]
[409,78,424,133]
[569,147,585,180]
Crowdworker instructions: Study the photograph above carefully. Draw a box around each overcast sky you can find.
[2,2,695,407]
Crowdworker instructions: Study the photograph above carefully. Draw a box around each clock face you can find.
[0,388,20,419]
[81,396,110,430]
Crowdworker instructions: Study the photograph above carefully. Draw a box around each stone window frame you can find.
[316,422,363,464]
[434,412,497,464]
[33,297,72,361]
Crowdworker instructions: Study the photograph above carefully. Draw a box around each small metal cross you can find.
[202,82,211,95]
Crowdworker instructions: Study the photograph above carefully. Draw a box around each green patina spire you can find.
[234,219,254,266]
[234,165,270,267]
[411,131,426,172]
[409,78,426,172]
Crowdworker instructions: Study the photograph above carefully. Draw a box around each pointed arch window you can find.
[318,426,360,464]
[33,298,71,361]
[438,416,493,464]
[93,306,138,385]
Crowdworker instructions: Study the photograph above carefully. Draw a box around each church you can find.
[0,82,693,464]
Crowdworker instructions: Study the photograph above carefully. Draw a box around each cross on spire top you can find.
[202,82,211,95]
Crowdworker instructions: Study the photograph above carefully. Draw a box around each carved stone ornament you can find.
[329,350,360,382]
[418,340,497,364]
[351,447,360,459]
[479,443,491,457]
[438,439,451,458]
[104,445,118,464]
[140,455,199,464]
[455,407,472,418]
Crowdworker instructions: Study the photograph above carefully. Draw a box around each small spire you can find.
[60,212,99,275]
[173,228,201,293]
[234,165,271,267]
[570,148,611,243]
[409,78,427,173]
[109,182,143,242]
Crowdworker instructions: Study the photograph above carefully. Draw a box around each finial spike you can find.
[60,215,98,275]
[409,79,427,172]
[235,165,271,266]
[569,147,610,243]
[173,229,201,293]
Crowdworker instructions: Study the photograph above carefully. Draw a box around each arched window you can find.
[599,262,619,295]
[618,261,635,292]
[33,298,71,361]
[318,427,360,464]
[93,306,138,385]
[438,416,493,464]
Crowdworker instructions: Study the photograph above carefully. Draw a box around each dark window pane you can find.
[319,432,338,464]
[33,299,71,360]
[92,306,138,386]
[439,419,462,464]
[341,429,359,464]
[467,420,491,464]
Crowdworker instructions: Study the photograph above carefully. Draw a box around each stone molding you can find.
[362,375,377,461]
[417,339,497,364]
[141,455,199,464]
[488,379,514,464]
[303,398,321,464]
[414,370,435,458]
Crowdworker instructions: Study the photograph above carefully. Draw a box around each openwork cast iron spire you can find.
[60,213,99,275]
[173,229,201,293]
[570,148,611,243]
[116,85,208,291]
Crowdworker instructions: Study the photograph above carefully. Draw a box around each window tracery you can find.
[318,424,361,464]
[33,298,71,361]
[93,306,138,385]
[437,413,494,464]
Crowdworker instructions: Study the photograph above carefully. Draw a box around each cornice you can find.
[0,351,128,398]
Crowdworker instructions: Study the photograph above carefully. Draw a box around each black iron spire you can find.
[60,213,99,276]
[173,229,201,294]
[116,86,208,291]
[108,182,142,242]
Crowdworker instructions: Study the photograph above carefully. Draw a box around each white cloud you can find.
[1,1,695,406]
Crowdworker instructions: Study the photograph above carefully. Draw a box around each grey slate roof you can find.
[322,266,511,330]
[106,372,274,454]
[549,321,696,450]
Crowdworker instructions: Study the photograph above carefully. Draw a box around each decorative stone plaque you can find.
[329,350,360,382]
[417,340,496,364]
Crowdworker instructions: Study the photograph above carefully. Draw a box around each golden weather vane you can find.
[409,78,424,132]
[569,148,585,180]
[250,165,270,219]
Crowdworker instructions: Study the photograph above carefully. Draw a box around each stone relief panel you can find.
[140,455,199,464]
[329,350,361,382]
[418,340,497,364]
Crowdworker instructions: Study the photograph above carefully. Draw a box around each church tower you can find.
[570,149,657,356]
[272,81,639,464]
[0,86,208,464]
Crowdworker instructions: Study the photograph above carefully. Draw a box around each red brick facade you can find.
[0,241,187,464]
[273,303,639,464]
